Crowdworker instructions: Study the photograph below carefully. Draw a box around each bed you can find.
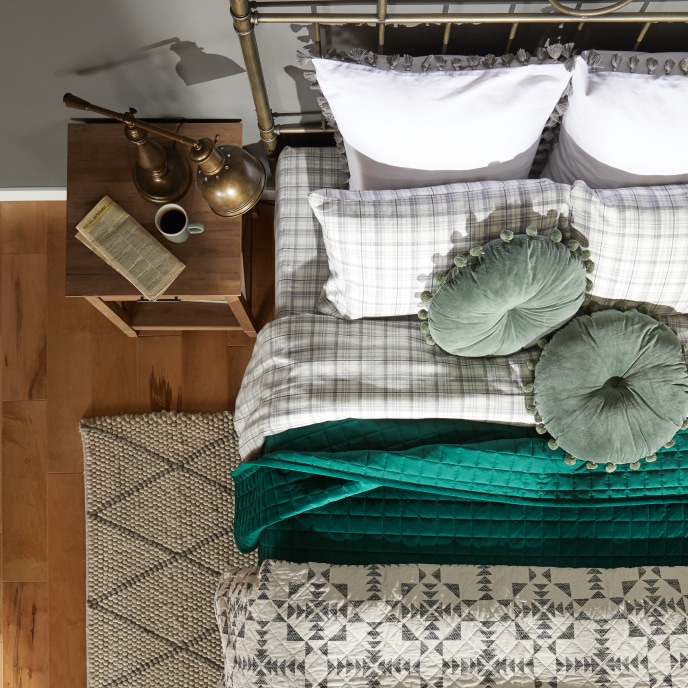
[219,1,688,685]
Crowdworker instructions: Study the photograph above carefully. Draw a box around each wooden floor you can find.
[0,199,274,688]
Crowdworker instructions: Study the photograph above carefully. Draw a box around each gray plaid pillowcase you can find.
[309,180,572,319]
[274,147,347,316]
[570,181,688,313]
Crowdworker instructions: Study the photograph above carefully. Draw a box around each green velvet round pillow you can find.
[533,309,688,471]
[424,231,588,357]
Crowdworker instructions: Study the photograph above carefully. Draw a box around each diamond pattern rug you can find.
[81,411,257,688]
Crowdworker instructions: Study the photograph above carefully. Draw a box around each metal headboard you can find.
[230,0,688,167]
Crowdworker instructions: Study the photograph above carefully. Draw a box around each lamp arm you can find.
[63,93,200,149]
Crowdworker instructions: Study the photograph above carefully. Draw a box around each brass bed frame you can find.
[229,0,688,168]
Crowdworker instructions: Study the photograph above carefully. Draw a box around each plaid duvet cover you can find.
[234,313,538,459]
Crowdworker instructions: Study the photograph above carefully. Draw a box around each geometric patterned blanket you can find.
[215,560,688,687]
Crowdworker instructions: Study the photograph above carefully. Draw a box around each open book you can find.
[76,196,185,301]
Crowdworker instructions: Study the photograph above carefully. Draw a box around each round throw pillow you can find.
[533,308,688,470]
[424,231,588,357]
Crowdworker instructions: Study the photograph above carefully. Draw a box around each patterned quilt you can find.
[215,560,688,687]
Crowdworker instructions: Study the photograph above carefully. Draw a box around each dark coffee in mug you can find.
[158,208,186,234]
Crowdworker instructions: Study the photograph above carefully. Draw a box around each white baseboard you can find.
[0,188,67,201]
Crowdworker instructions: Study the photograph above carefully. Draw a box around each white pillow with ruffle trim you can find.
[312,55,572,191]
[543,51,688,188]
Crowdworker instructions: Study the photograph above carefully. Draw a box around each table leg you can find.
[84,297,137,337]
[225,295,257,337]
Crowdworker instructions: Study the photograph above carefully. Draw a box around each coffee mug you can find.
[154,204,204,244]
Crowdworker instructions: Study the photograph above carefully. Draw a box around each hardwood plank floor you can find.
[2,401,48,584]
[2,253,48,402]
[0,199,274,688]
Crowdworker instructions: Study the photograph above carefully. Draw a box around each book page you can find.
[76,196,185,300]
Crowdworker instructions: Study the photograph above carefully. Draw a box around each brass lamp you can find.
[63,93,266,217]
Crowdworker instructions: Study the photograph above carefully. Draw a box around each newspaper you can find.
[76,196,185,301]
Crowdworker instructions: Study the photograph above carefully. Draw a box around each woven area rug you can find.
[81,411,257,688]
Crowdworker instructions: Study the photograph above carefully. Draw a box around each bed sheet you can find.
[274,146,346,316]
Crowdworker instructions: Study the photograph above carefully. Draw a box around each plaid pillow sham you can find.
[571,181,688,313]
[308,179,572,319]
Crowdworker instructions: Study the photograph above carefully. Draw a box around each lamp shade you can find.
[191,138,266,217]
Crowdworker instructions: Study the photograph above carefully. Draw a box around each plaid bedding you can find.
[235,312,688,461]
[236,147,688,460]
[243,146,535,459]
[234,313,538,459]
[273,146,346,315]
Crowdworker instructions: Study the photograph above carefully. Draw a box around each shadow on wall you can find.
[285,24,320,113]
[69,37,245,86]
[281,21,473,115]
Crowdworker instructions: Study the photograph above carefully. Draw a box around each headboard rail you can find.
[230,0,688,165]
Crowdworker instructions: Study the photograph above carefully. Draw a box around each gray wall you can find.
[1,0,314,191]
[3,0,682,191]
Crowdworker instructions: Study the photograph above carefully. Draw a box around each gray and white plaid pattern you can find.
[233,313,537,459]
[238,149,688,461]
[235,311,688,460]
[571,181,688,313]
[274,147,347,316]
[309,179,572,319]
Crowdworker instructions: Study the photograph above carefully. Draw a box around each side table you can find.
[65,120,257,337]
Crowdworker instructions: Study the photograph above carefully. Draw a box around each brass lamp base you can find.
[133,144,192,204]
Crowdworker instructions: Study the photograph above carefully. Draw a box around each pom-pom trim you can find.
[418,227,590,336]
[533,303,688,472]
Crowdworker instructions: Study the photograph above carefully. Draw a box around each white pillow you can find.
[309,179,572,319]
[544,52,688,188]
[312,56,572,191]
[570,181,688,312]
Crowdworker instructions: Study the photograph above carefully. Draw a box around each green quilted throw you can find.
[232,418,688,567]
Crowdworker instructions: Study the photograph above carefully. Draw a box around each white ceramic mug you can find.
[154,203,204,243]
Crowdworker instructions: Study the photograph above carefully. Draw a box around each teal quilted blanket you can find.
[232,419,688,567]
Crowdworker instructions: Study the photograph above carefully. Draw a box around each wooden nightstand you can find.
[65,120,257,337]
